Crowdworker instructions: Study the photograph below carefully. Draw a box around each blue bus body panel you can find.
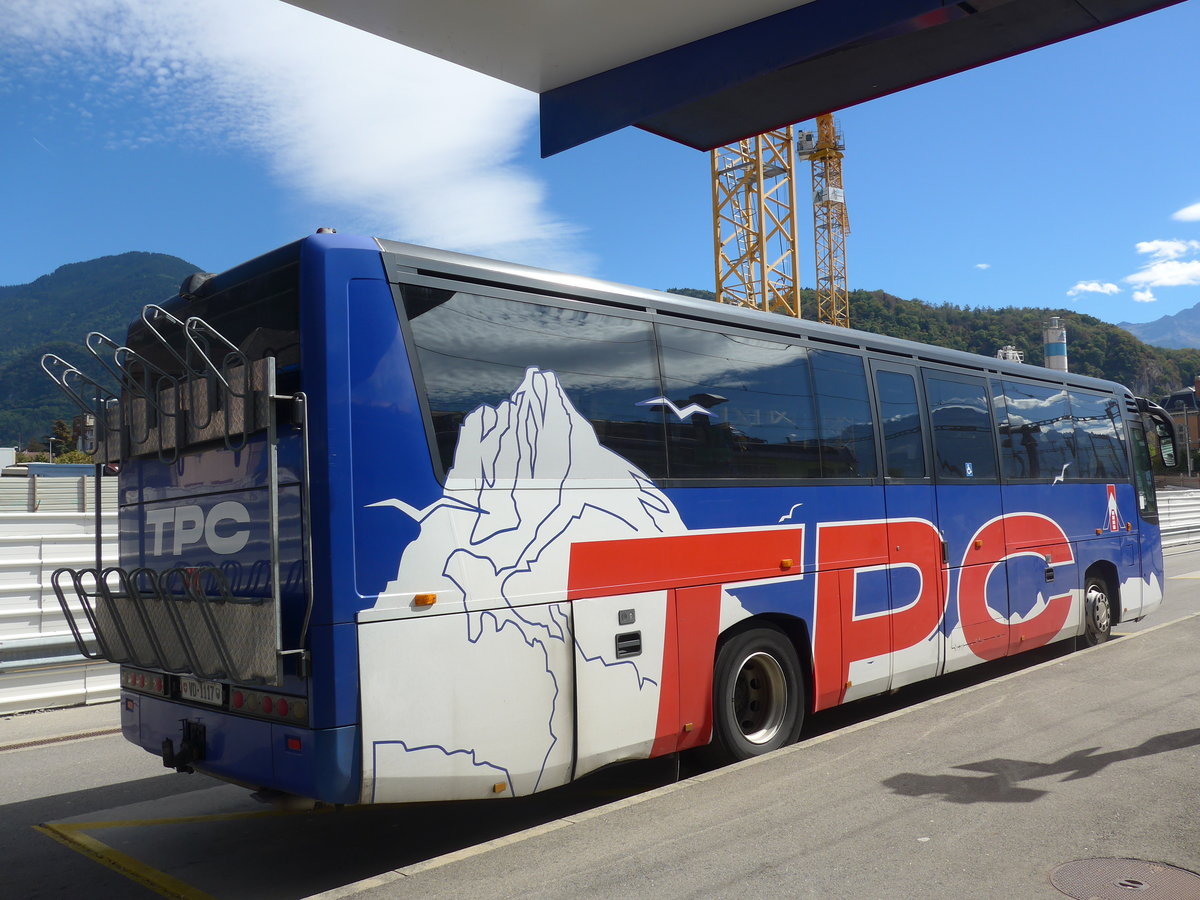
[121,691,360,805]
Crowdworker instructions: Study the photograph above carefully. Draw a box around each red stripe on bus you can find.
[567,528,804,600]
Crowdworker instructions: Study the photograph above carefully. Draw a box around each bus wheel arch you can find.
[1079,564,1118,648]
[702,619,806,765]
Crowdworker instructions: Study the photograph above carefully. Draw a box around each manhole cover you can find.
[1051,858,1200,899]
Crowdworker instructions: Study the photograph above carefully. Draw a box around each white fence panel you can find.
[0,476,119,715]
[1160,489,1200,550]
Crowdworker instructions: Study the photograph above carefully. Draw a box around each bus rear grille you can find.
[51,566,278,685]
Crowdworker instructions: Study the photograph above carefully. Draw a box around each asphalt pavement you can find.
[316,610,1200,900]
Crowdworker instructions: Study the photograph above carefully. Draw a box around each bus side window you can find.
[403,289,668,479]
[925,373,998,481]
[1069,392,1128,479]
[876,369,926,479]
[995,380,1074,481]
[810,350,877,479]
[656,324,820,479]
[1129,421,1160,522]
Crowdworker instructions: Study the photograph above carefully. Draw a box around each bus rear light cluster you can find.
[231,689,308,724]
[121,666,167,696]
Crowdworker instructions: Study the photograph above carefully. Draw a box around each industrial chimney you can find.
[1043,317,1067,372]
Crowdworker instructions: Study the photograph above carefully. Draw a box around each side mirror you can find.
[1155,419,1178,468]
[1137,398,1179,469]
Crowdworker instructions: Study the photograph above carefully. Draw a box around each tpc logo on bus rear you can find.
[144,501,252,556]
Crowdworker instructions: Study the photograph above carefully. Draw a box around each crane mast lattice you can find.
[801,114,851,328]
[710,128,802,317]
[710,116,851,328]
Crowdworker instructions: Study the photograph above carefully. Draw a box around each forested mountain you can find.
[0,252,200,444]
[668,287,1200,400]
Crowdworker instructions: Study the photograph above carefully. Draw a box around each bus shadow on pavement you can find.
[880,727,1200,805]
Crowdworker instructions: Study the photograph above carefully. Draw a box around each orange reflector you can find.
[492,782,507,794]
[413,593,437,607]
[1096,528,1103,535]
[683,722,694,733]
[973,539,983,550]
[286,736,302,752]
[779,558,793,570]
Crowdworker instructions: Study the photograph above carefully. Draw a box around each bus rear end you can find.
[46,236,364,804]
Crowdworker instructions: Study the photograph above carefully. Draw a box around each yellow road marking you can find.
[35,822,214,900]
[34,805,336,899]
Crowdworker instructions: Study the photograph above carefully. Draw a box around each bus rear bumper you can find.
[121,691,360,805]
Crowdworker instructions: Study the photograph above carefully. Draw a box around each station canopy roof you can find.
[284,0,1183,156]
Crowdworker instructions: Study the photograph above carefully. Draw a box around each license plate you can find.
[179,676,224,707]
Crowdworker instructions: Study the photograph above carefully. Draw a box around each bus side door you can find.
[923,370,1008,669]
[872,361,945,689]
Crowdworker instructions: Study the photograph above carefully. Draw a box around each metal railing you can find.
[1160,488,1200,549]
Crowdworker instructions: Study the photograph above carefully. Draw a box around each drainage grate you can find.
[1051,858,1200,899]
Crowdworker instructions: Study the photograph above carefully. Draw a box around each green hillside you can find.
[0,252,201,444]
[668,287,1200,399]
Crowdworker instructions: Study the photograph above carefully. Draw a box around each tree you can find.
[54,449,94,464]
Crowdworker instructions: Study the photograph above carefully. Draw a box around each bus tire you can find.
[1079,573,1113,648]
[704,625,804,765]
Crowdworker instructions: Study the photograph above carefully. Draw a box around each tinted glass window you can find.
[656,325,820,478]
[1130,421,1159,522]
[997,381,1075,480]
[1070,391,1129,479]
[926,374,998,480]
[125,260,300,380]
[876,369,926,479]
[811,350,877,478]
[403,288,666,477]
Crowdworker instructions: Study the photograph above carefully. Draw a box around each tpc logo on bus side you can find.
[144,501,252,557]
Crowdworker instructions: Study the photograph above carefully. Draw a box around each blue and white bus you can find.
[47,231,1177,805]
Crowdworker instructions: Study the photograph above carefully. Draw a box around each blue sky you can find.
[1,0,1198,329]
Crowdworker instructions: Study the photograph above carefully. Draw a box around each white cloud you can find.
[1135,239,1200,260]
[0,0,589,270]
[1067,281,1121,297]
[1125,259,1200,288]
[1124,233,1200,295]
[1173,202,1200,222]
[974,263,990,270]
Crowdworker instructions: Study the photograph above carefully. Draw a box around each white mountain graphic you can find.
[364,367,687,799]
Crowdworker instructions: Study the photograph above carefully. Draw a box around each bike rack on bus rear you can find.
[41,307,314,687]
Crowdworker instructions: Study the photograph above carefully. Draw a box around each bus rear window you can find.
[124,258,300,383]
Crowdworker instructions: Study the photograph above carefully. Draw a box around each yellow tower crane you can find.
[710,128,802,317]
[801,114,851,328]
[710,115,851,328]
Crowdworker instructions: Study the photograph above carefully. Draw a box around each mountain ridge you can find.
[0,251,201,444]
[1119,304,1200,349]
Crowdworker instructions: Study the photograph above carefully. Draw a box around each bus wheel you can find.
[705,626,804,764]
[1079,574,1113,648]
